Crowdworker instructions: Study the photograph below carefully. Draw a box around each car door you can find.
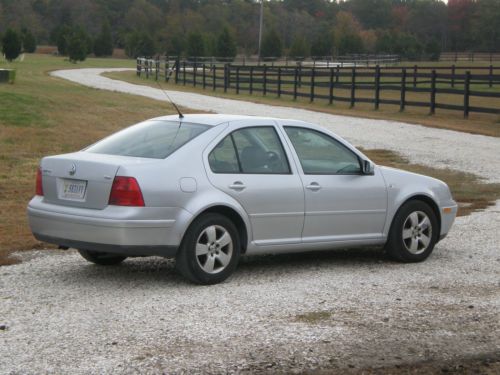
[206,122,305,246]
[283,125,387,243]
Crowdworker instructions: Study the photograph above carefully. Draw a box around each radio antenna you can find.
[155,80,184,119]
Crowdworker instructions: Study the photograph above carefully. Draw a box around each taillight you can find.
[108,176,145,207]
[36,168,44,196]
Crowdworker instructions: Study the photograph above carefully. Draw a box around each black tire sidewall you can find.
[177,213,241,285]
[387,200,439,262]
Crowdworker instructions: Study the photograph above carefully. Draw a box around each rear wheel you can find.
[176,213,240,285]
[385,200,438,262]
[77,249,127,266]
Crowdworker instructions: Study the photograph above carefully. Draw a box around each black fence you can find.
[137,58,500,118]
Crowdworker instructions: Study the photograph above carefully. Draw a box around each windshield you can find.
[85,120,210,159]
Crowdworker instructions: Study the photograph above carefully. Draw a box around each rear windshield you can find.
[85,120,210,159]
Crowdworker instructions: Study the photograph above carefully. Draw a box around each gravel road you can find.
[1,203,499,374]
[0,68,498,374]
[52,68,500,183]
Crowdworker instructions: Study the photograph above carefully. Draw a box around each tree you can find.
[310,31,332,57]
[55,24,72,55]
[93,21,113,57]
[125,31,155,58]
[21,28,37,53]
[2,29,22,62]
[67,27,91,62]
[261,29,282,58]
[216,27,237,58]
[289,36,309,58]
[186,32,205,57]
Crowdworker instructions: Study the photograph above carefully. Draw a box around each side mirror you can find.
[361,160,374,175]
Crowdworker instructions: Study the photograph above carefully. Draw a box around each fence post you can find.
[146,60,150,79]
[464,71,470,118]
[400,68,407,112]
[263,65,268,96]
[193,61,197,87]
[374,65,381,110]
[329,67,334,105]
[165,59,169,82]
[277,67,282,98]
[250,66,254,94]
[310,67,315,102]
[294,67,298,100]
[202,64,206,89]
[350,67,356,108]
[451,64,455,88]
[236,66,240,94]
[430,69,436,115]
[136,58,141,77]
[227,63,232,91]
[336,66,340,83]
[175,58,180,84]
[489,65,493,88]
[212,65,216,91]
[224,64,228,93]
[183,61,186,85]
[155,58,159,81]
[298,65,302,88]
[413,65,417,88]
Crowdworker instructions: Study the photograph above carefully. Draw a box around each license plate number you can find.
[61,179,87,200]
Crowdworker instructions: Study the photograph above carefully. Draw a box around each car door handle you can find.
[306,182,321,191]
[229,181,246,191]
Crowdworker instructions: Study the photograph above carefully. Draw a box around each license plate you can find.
[61,179,87,200]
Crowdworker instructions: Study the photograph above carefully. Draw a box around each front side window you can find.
[86,120,210,159]
[209,126,290,174]
[284,127,361,174]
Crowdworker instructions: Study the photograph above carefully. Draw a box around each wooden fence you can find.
[137,58,500,118]
[440,52,500,62]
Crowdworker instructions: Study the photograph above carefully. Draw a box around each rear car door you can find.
[205,122,304,246]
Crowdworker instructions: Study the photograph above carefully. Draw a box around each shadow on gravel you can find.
[53,247,391,286]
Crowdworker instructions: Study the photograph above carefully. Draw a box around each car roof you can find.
[150,114,303,127]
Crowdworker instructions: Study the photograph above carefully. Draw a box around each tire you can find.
[385,200,439,262]
[176,213,241,285]
[77,249,127,266]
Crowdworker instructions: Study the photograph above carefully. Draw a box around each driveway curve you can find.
[51,68,500,183]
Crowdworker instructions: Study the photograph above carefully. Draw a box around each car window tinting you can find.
[284,126,361,175]
[85,120,210,159]
[209,126,290,174]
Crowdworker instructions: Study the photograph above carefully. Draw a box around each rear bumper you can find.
[27,196,192,257]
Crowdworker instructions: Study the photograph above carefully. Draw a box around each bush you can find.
[2,29,22,62]
[67,27,90,62]
[186,32,205,57]
[125,31,156,58]
[261,29,282,58]
[216,27,237,58]
[94,21,113,57]
[289,36,310,58]
[21,28,37,53]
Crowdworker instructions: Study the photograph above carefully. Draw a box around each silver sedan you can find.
[28,114,457,284]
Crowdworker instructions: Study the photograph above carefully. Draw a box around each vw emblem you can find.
[69,163,76,176]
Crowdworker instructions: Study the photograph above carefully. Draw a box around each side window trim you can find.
[284,126,362,176]
[208,125,292,175]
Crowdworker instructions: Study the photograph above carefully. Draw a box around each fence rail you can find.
[137,58,500,118]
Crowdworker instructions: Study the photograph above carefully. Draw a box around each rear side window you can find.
[209,126,290,174]
[86,120,210,159]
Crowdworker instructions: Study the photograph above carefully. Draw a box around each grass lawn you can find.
[0,54,498,266]
[105,66,500,137]
[0,54,184,264]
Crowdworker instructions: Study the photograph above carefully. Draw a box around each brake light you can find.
[108,176,145,207]
[36,168,44,196]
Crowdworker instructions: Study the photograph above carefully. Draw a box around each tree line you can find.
[1,0,499,62]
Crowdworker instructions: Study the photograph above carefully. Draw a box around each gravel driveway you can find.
[0,68,498,374]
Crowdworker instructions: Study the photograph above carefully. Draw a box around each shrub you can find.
[94,21,113,57]
[2,29,22,62]
[216,27,237,58]
[21,28,37,53]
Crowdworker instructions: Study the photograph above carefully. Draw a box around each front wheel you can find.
[176,213,240,285]
[77,249,127,266]
[385,200,438,262]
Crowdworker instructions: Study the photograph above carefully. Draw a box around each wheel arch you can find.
[390,194,442,239]
[183,204,250,253]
